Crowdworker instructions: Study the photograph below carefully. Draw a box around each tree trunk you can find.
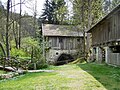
[13,0,19,49]
[86,0,92,52]
[33,0,37,38]
[6,0,10,59]
[31,46,34,61]
[81,0,85,59]
[0,42,6,57]
[1,33,5,45]
[18,0,22,49]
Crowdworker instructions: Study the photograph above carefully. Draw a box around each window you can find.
[49,40,52,47]
[77,38,80,42]
[59,38,63,43]
[50,38,57,47]
[59,37,64,49]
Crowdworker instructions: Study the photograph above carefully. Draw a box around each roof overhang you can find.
[87,4,120,33]
[42,24,84,37]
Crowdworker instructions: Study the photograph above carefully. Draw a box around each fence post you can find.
[3,57,6,71]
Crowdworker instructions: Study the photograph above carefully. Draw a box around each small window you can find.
[93,48,96,54]
[49,41,52,47]
[59,38,63,43]
[77,38,80,42]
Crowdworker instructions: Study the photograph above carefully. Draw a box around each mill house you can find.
[87,4,120,66]
[42,24,84,64]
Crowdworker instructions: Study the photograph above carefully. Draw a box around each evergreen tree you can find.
[41,0,68,24]
[70,0,104,60]
[103,0,111,14]
[103,0,120,15]
[41,0,54,24]
[111,0,120,8]
[72,0,104,28]
[54,0,68,24]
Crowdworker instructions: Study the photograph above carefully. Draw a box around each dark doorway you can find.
[59,37,64,50]
[55,53,74,65]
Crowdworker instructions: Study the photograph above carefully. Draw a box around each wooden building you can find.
[42,24,84,64]
[87,4,120,66]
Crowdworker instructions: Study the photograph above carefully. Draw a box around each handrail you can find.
[0,56,31,71]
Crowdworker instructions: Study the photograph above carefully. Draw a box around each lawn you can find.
[0,63,120,90]
[0,70,6,74]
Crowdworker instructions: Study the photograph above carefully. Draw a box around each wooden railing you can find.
[0,57,31,71]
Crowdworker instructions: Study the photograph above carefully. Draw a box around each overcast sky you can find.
[0,0,73,18]
[0,0,45,16]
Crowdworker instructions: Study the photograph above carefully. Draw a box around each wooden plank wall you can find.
[117,12,120,39]
[47,36,83,50]
[92,10,120,46]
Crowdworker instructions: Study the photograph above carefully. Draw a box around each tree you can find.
[0,42,6,57]
[111,0,120,8]
[41,0,53,24]
[18,0,22,49]
[33,0,37,38]
[6,0,11,59]
[0,1,5,45]
[70,0,104,60]
[0,0,48,70]
[102,0,120,15]
[41,0,68,24]
[103,0,111,14]
[72,0,104,26]
[11,0,19,49]
[53,0,68,24]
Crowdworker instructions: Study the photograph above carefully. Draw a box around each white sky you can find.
[0,0,73,18]
[0,0,45,16]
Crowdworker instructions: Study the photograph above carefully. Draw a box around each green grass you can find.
[77,63,120,90]
[0,70,6,74]
[0,63,120,90]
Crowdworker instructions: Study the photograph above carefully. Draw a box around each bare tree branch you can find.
[10,2,25,8]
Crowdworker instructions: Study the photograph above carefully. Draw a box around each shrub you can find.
[28,57,48,70]
[10,37,48,70]
[10,48,29,57]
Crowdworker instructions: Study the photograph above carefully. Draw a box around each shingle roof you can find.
[42,24,83,37]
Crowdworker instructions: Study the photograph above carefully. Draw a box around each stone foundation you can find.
[46,49,78,64]
[90,46,120,66]
[105,47,120,66]
[96,47,103,63]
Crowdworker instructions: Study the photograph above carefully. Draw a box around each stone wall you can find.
[46,49,77,64]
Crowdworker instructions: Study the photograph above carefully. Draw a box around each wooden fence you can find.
[0,57,31,71]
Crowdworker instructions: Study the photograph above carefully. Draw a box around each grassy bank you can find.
[0,63,120,90]
[77,63,120,90]
[0,70,6,74]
